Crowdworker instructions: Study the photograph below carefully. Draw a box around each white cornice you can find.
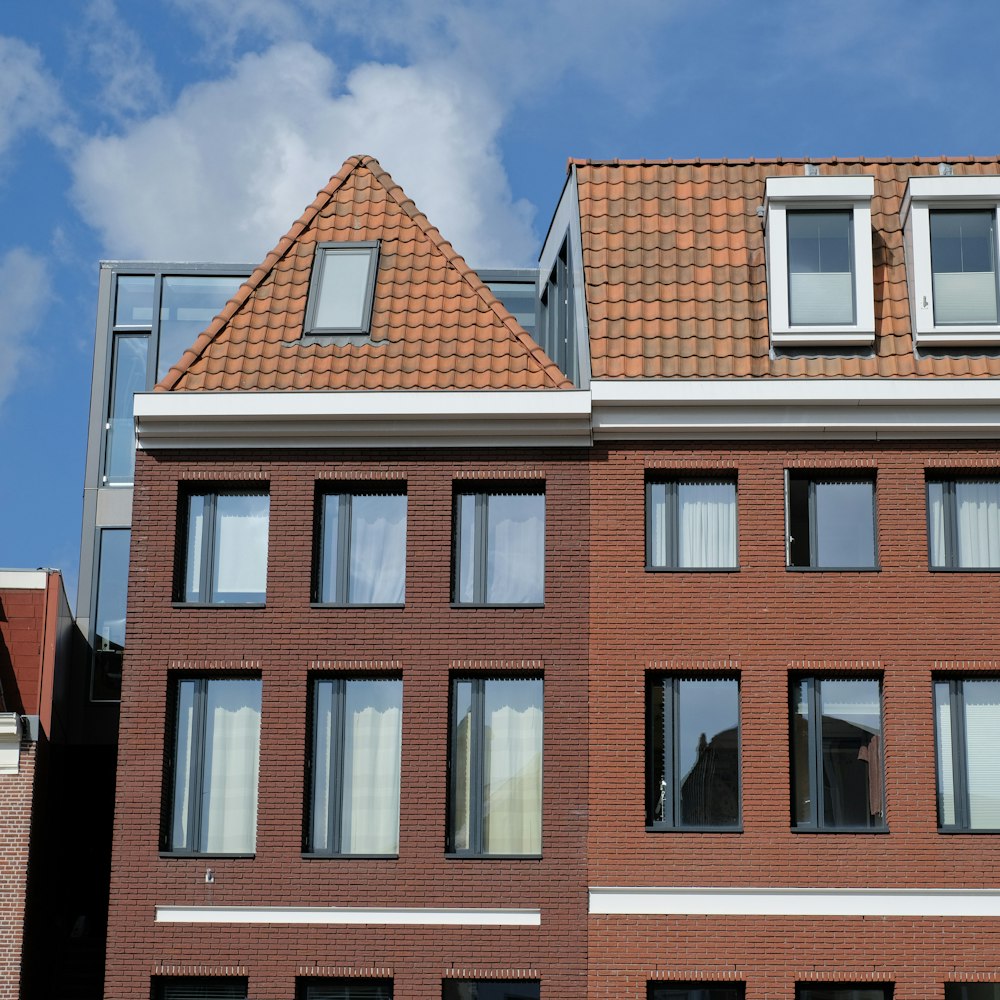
[156,905,540,926]
[0,713,22,775]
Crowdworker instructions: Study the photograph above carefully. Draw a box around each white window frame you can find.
[764,175,876,347]
[902,176,1000,346]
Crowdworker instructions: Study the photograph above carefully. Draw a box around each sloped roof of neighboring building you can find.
[159,155,570,392]
[574,156,1000,378]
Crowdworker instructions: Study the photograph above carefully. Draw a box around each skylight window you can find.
[304,242,379,336]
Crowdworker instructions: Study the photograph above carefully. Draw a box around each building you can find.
[103,154,1000,998]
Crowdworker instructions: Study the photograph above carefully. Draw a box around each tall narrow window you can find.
[92,528,130,702]
[787,473,877,569]
[180,490,269,604]
[104,333,148,484]
[449,676,543,856]
[453,487,544,605]
[787,211,856,325]
[791,676,885,830]
[308,676,403,855]
[298,979,393,1000]
[647,675,740,829]
[166,677,261,854]
[443,981,539,1000]
[647,478,737,570]
[928,478,1000,569]
[935,677,1000,830]
[796,986,892,1000]
[930,210,999,325]
[153,977,249,1000]
[648,984,745,1000]
[316,488,407,604]
[304,243,379,336]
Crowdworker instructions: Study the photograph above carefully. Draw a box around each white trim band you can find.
[0,570,47,590]
[155,905,541,927]
[589,886,1000,918]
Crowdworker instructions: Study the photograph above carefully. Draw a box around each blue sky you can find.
[2,0,999,606]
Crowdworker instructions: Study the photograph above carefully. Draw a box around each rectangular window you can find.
[946,987,1000,1000]
[796,986,892,1000]
[166,676,261,854]
[787,210,856,325]
[448,676,543,856]
[647,478,738,570]
[307,676,403,855]
[934,677,1000,830]
[453,487,545,605]
[180,490,269,604]
[105,332,148,484]
[928,478,1000,569]
[647,675,740,829]
[791,676,885,830]
[649,984,745,1000]
[298,978,393,999]
[315,488,407,604]
[153,979,248,1000]
[442,981,539,1000]
[92,528,130,702]
[787,473,877,569]
[304,242,379,336]
[930,210,999,325]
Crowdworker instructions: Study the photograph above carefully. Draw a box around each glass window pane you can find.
[171,680,197,851]
[312,249,374,330]
[105,333,148,483]
[648,482,669,568]
[455,493,476,604]
[450,680,473,852]
[797,989,890,1000]
[348,494,407,604]
[934,681,956,827]
[157,977,249,999]
[93,529,130,701]
[340,678,402,854]
[791,678,813,826]
[158,276,245,380]
[788,211,855,325]
[677,481,737,569]
[814,480,875,568]
[199,679,261,854]
[310,680,336,852]
[945,986,1000,1000]
[482,678,543,854]
[677,677,740,826]
[928,480,947,568]
[648,679,666,824]
[115,275,154,326]
[963,679,1000,828]
[818,678,883,827]
[485,493,544,603]
[443,981,539,1000]
[648,986,744,1000]
[184,495,206,602]
[318,494,341,603]
[955,480,1000,567]
[302,979,393,1000]
[932,211,998,324]
[487,281,538,338]
[211,494,269,603]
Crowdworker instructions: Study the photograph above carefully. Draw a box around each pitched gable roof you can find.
[159,155,570,392]
[575,156,1000,379]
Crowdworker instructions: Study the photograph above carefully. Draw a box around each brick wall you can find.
[0,589,46,716]
[106,446,590,999]
[587,440,1000,999]
[0,740,36,1000]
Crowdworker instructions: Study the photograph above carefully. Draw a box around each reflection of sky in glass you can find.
[95,529,130,649]
[158,276,245,379]
[819,678,881,735]
[814,480,875,567]
[677,678,738,782]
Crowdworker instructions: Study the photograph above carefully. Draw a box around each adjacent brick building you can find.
[107,154,1000,999]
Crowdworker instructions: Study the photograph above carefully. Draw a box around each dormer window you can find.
[764,175,875,347]
[902,176,1000,346]
[303,241,379,337]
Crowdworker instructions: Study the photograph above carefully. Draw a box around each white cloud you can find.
[71,42,536,266]
[0,248,49,405]
[0,36,65,160]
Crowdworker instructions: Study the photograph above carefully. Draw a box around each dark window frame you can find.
[451,482,546,607]
[647,982,747,1000]
[442,979,540,1000]
[296,975,394,999]
[790,674,887,833]
[646,673,742,832]
[161,672,261,856]
[446,672,544,858]
[303,672,404,857]
[926,474,1000,571]
[303,240,380,338]
[785,470,879,571]
[175,485,270,606]
[795,983,893,1000]
[645,474,740,572]
[785,208,858,327]
[312,483,408,606]
[90,526,130,703]
[934,674,1000,832]
[151,976,249,1000]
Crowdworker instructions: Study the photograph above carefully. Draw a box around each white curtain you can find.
[956,481,1000,568]
[486,495,544,603]
[678,482,737,568]
[964,680,1000,829]
[928,481,948,567]
[483,702,543,855]
[348,495,407,604]
[649,484,669,567]
[171,683,197,849]
[790,271,854,325]
[185,498,205,599]
[934,683,956,826]
[214,495,269,598]
[201,680,261,853]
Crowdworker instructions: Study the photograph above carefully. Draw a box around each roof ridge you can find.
[157,154,369,392]
[569,154,1000,167]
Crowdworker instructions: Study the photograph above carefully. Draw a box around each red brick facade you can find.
[0,740,35,1000]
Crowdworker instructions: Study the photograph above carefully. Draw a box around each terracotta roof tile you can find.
[576,156,1000,379]
[160,155,570,393]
